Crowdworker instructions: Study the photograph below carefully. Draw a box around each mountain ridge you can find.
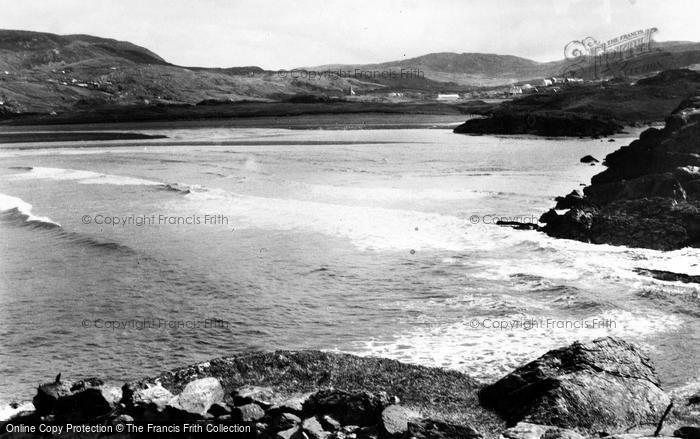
[2,29,700,114]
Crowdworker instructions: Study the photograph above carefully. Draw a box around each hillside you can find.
[307,43,700,86]
[2,29,700,117]
[0,30,430,114]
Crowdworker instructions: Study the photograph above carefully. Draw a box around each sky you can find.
[1,0,699,69]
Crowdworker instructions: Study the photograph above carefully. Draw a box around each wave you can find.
[0,193,61,228]
[4,166,162,186]
[302,183,490,202]
[0,193,136,254]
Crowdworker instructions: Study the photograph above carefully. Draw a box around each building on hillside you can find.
[508,85,522,95]
[436,93,460,101]
[541,79,553,86]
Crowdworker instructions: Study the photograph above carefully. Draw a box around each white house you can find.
[437,93,460,101]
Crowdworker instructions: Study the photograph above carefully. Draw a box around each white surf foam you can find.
[5,167,162,186]
[303,183,489,202]
[182,187,475,251]
[0,193,61,227]
[354,309,684,380]
[0,401,34,422]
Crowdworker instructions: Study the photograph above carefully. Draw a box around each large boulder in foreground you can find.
[479,337,670,433]
[32,377,121,421]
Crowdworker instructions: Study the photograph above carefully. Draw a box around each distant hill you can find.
[0,30,403,113]
[1,29,700,115]
[306,44,700,86]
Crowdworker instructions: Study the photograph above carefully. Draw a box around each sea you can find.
[1,125,698,408]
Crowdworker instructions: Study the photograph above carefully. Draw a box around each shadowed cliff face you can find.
[540,96,700,250]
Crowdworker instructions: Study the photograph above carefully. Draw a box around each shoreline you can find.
[2,338,698,438]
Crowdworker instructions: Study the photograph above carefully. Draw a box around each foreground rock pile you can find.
[540,96,700,250]
[2,338,698,439]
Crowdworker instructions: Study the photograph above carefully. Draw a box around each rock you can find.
[32,378,121,420]
[496,220,541,231]
[273,412,302,430]
[688,393,700,405]
[581,155,600,163]
[479,337,670,433]
[320,414,342,431]
[454,110,623,138]
[168,377,224,416]
[305,389,391,426]
[302,416,331,439]
[276,426,300,439]
[555,190,585,209]
[130,383,174,411]
[233,403,265,422]
[269,392,313,416]
[380,405,421,436]
[501,422,584,439]
[111,414,134,425]
[356,425,380,439]
[207,402,232,417]
[257,422,269,435]
[675,427,700,439]
[407,418,482,439]
[234,385,276,408]
[633,268,700,284]
[540,98,700,250]
[342,425,360,434]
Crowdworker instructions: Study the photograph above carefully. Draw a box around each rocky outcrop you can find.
[4,351,494,438]
[453,110,623,137]
[2,342,685,438]
[541,96,700,250]
[479,337,670,433]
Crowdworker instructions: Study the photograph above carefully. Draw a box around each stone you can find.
[501,422,585,439]
[380,405,421,436]
[580,155,600,163]
[234,385,276,408]
[168,377,224,416]
[112,414,134,425]
[541,98,700,250]
[233,403,265,422]
[355,426,380,439]
[272,412,302,430]
[276,426,300,439]
[479,337,671,433]
[407,418,482,439]
[554,190,585,209]
[302,416,331,439]
[304,389,391,426]
[268,392,313,416]
[32,378,121,420]
[320,414,341,431]
[675,427,700,439]
[207,402,232,417]
[130,383,174,411]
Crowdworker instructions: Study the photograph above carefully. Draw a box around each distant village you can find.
[342,75,592,103]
